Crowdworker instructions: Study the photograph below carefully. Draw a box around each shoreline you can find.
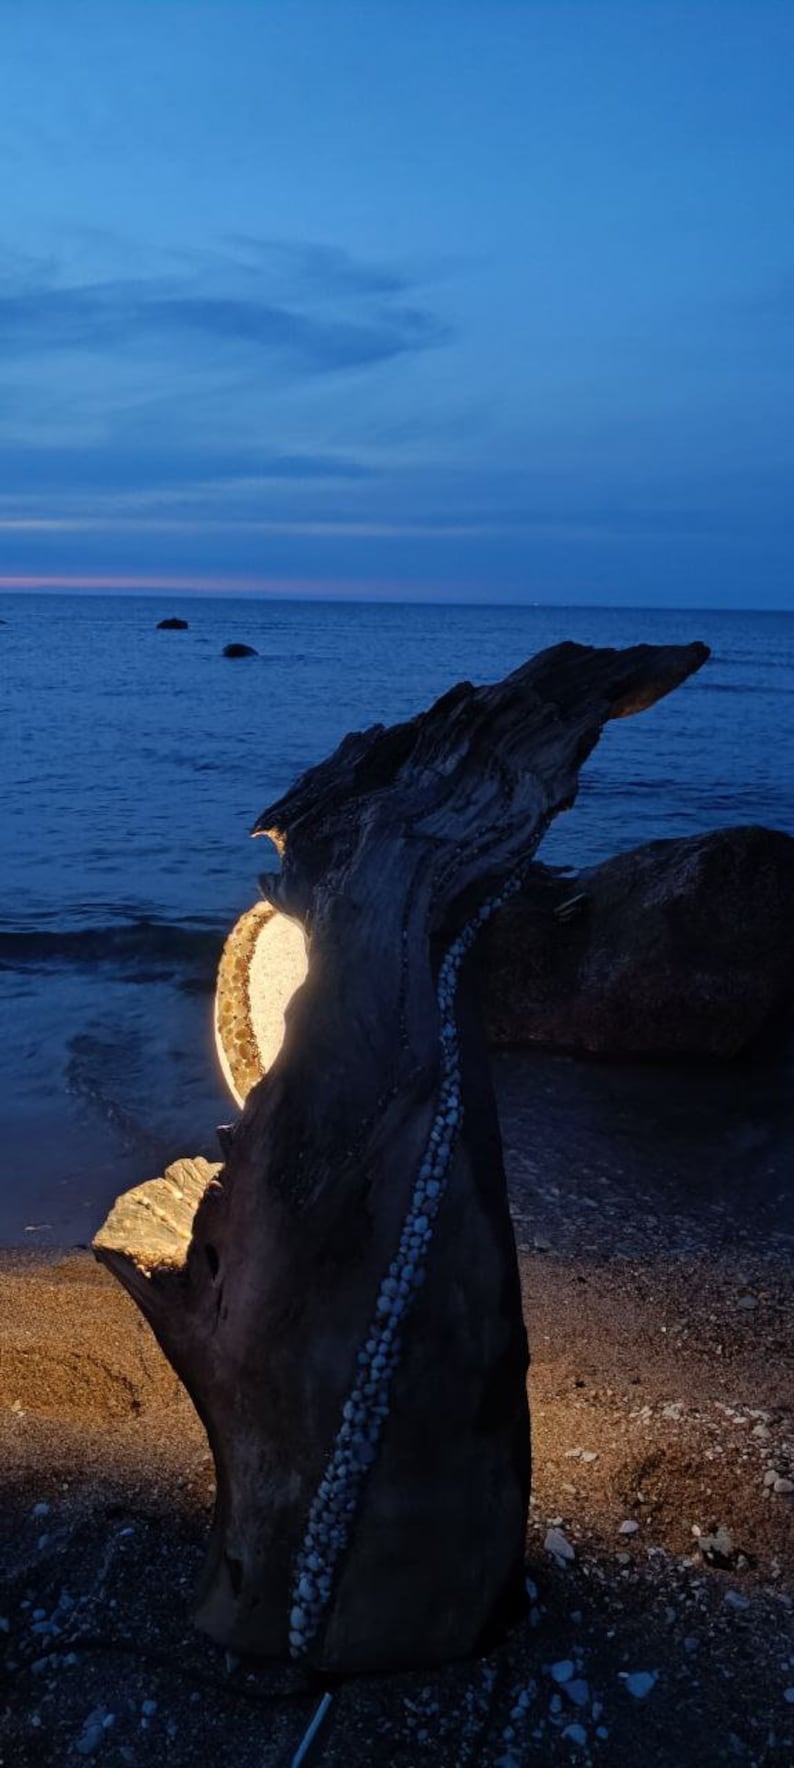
[2,1017,792,1247]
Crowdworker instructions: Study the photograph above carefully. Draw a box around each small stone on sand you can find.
[622,1671,657,1699]
[545,1527,575,1563]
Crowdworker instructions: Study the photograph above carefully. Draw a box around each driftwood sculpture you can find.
[94,639,708,1673]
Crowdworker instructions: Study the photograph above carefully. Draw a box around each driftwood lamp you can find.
[94,639,707,1673]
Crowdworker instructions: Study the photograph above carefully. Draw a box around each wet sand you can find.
[1,1048,793,1765]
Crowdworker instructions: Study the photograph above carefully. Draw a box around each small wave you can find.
[65,1030,165,1157]
[0,919,224,977]
[698,680,794,696]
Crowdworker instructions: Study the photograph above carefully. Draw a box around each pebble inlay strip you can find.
[288,871,525,1658]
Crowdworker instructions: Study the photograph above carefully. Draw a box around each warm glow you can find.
[214,902,309,1107]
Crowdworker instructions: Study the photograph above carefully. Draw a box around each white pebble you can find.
[545,1527,575,1563]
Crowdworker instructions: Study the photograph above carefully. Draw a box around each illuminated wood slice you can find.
[213,901,308,1106]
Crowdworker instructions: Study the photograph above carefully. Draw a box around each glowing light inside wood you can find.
[214,903,308,1107]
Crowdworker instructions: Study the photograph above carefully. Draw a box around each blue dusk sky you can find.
[1,1,792,606]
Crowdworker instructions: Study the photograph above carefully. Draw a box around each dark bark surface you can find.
[94,639,708,1671]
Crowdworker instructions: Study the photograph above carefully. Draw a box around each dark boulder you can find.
[157,616,189,630]
[483,825,794,1059]
[223,642,258,658]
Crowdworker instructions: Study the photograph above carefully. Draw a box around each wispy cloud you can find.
[0,441,376,497]
[220,235,415,298]
[0,514,500,539]
[0,572,415,597]
[0,236,449,376]
[0,232,452,538]
[0,280,447,372]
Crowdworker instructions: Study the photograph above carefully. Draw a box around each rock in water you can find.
[223,642,258,658]
[484,826,794,1058]
[156,616,189,629]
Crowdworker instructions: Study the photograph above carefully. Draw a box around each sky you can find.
[0,1,792,606]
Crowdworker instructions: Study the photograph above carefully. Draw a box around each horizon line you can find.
[0,576,792,616]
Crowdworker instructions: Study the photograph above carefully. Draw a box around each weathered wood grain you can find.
[94,638,708,1672]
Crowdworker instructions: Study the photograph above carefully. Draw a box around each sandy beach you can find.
[2,1048,792,1767]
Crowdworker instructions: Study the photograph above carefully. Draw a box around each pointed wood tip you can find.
[606,639,710,720]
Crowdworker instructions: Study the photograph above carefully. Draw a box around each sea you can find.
[1,592,792,1244]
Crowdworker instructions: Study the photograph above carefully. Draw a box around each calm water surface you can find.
[1,593,792,1241]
